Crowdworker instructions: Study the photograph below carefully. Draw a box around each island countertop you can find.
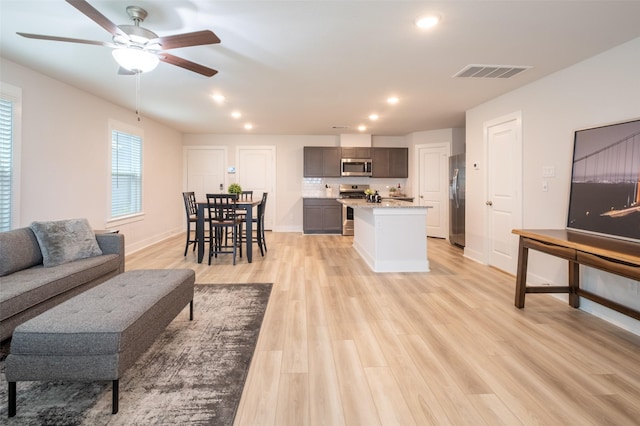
[337,199,430,209]
[339,198,430,272]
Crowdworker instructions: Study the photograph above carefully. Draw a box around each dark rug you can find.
[0,283,272,425]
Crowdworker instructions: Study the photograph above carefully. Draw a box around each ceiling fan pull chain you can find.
[135,71,141,122]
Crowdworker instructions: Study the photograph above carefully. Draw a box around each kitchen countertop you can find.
[381,196,414,201]
[337,199,430,209]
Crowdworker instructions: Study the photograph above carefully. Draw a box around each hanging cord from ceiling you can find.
[135,72,142,122]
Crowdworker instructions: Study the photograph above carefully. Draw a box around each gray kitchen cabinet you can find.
[304,147,341,177]
[341,147,372,159]
[303,198,342,234]
[372,147,408,178]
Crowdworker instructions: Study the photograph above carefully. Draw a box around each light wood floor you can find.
[126,232,640,425]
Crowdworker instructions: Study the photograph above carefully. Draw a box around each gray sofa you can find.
[0,223,125,342]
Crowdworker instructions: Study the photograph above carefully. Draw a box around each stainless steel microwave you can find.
[341,158,372,177]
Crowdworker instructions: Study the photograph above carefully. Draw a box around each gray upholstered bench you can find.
[5,268,195,417]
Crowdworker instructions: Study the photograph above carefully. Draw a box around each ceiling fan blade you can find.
[65,0,126,37]
[17,32,116,47]
[159,53,218,77]
[151,30,220,50]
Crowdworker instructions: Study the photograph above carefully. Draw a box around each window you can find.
[0,83,21,231]
[111,128,142,220]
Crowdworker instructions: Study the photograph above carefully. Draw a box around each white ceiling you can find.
[2,1,640,136]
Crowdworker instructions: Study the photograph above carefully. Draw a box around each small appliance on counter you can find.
[325,185,333,197]
[339,183,369,235]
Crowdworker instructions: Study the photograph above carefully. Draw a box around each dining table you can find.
[195,199,262,264]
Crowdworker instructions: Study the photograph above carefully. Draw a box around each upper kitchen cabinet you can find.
[372,148,408,178]
[304,147,341,177]
[341,147,372,159]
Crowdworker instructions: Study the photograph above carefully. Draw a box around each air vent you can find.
[332,125,350,129]
[453,64,531,79]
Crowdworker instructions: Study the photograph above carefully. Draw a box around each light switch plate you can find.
[542,166,555,177]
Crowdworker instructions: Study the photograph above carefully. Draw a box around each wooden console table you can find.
[513,229,640,320]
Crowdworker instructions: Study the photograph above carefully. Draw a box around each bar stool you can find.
[182,192,198,256]
[253,192,268,256]
[206,193,243,265]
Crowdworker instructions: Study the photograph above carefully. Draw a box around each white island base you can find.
[352,205,430,272]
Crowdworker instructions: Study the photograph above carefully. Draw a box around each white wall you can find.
[465,37,640,334]
[1,58,184,253]
[405,128,465,196]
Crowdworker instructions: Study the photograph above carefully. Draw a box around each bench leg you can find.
[190,300,194,321]
[8,382,16,417]
[515,238,529,308]
[112,379,119,414]
[569,260,580,308]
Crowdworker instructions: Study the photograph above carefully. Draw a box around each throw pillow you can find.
[0,228,44,276]
[30,218,103,267]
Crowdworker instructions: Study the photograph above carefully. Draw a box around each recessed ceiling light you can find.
[244,123,253,130]
[358,125,367,132]
[387,97,399,105]
[416,15,440,29]
[212,94,225,103]
[231,111,242,119]
[369,114,379,121]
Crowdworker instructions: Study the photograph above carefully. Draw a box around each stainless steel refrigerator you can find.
[449,154,465,248]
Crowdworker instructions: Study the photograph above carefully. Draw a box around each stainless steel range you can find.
[339,184,369,236]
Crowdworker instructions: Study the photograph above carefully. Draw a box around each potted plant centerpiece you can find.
[228,183,242,197]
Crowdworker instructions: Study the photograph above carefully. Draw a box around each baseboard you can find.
[273,225,302,233]
[126,228,182,255]
[463,247,485,264]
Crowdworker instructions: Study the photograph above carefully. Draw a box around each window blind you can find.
[111,130,142,218]
[0,98,12,231]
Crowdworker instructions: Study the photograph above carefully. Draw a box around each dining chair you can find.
[235,190,253,221]
[206,193,243,265]
[182,192,198,256]
[239,190,253,201]
[252,192,268,256]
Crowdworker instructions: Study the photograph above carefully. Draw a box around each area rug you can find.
[0,283,272,425]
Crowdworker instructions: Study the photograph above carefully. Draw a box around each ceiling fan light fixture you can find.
[112,47,159,73]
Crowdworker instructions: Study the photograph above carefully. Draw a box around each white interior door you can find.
[184,147,226,200]
[485,112,522,274]
[236,146,276,230]
[417,143,450,238]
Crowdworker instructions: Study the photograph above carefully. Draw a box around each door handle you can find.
[486,201,493,206]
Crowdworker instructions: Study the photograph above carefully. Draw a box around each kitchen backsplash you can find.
[302,177,409,197]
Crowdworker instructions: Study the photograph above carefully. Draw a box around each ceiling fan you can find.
[16,0,220,77]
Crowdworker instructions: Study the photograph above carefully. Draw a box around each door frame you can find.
[415,142,451,239]
[235,145,277,230]
[483,111,523,271]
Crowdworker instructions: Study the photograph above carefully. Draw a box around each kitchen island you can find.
[337,199,431,272]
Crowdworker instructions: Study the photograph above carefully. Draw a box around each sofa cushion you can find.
[0,228,43,276]
[0,254,120,321]
[30,218,102,267]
